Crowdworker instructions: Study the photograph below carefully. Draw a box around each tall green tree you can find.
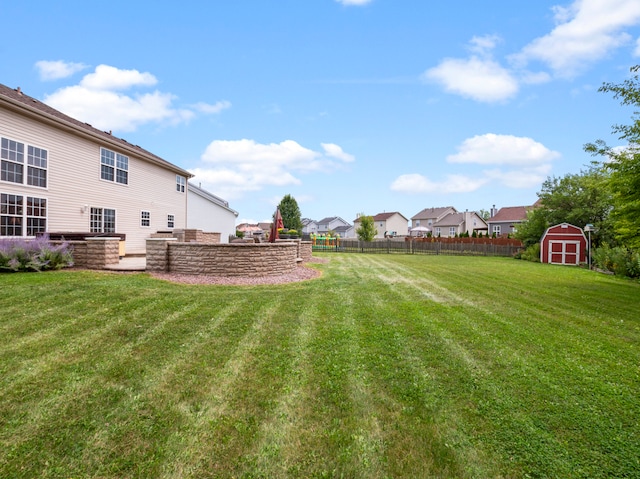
[585,65,640,250]
[515,165,613,247]
[277,194,302,232]
[356,214,377,242]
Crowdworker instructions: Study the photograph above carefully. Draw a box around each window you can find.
[1,137,48,188]
[435,227,441,236]
[415,220,420,226]
[449,227,456,236]
[141,210,150,227]
[27,146,47,187]
[90,207,116,233]
[101,148,128,185]
[493,225,501,235]
[176,175,185,193]
[167,214,175,228]
[26,197,47,236]
[1,193,47,236]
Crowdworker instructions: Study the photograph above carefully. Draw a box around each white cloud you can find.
[391,133,559,195]
[424,56,518,103]
[41,64,230,132]
[191,101,232,114]
[322,143,355,162]
[390,173,488,194]
[35,60,87,81]
[191,139,355,199]
[513,0,640,77]
[80,64,157,90]
[336,0,372,5]
[447,133,561,166]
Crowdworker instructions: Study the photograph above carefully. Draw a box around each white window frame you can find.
[167,214,175,229]
[1,193,48,237]
[141,210,151,227]
[1,136,48,188]
[449,227,456,237]
[90,207,116,233]
[493,225,501,235]
[176,175,186,193]
[100,148,128,185]
[435,227,441,236]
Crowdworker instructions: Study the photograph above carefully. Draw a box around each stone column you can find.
[146,238,177,272]
[85,237,120,269]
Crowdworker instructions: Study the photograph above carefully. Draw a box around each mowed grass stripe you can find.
[1,255,639,478]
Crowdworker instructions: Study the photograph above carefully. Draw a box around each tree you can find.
[515,165,613,247]
[277,194,302,233]
[585,65,640,250]
[356,214,377,242]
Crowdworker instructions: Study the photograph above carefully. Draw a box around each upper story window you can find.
[100,148,128,185]
[1,137,48,188]
[176,175,186,193]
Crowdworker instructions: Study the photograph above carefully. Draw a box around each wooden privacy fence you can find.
[314,238,524,257]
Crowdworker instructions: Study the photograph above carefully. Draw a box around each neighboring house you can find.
[316,216,350,234]
[432,211,488,237]
[0,83,192,254]
[487,203,537,236]
[410,206,457,231]
[333,224,354,238]
[301,218,318,235]
[354,212,409,239]
[187,182,238,243]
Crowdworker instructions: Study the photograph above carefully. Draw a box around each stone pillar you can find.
[146,238,177,272]
[85,237,120,269]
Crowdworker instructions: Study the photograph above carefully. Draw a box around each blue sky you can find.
[3,0,640,225]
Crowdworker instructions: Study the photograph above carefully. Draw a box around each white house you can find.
[354,212,409,239]
[187,183,238,243]
[0,83,192,254]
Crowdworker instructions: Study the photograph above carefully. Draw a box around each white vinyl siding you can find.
[0,107,188,254]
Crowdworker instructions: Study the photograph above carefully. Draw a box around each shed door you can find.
[548,241,580,265]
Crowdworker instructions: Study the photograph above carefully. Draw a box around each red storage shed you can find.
[540,223,587,265]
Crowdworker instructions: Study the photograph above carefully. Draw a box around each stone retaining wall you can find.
[147,239,301,276]
[150,229,221,244]
[50,238,118,269]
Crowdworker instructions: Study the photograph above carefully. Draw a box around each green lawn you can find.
[1,254,638,478]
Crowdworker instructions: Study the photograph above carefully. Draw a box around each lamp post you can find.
[584,224,595,269]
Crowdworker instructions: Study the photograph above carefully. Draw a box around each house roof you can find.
[333,225,352,234]
[372,212,408,222]
[317,216,349,226]
[433,212,465,227]
[489,206,530,223]
[0,83,192,178]
[411,206,457,220]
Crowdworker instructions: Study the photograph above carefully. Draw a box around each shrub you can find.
[235,230,245,238]
[592,244,640,278]
[0,235,74,272]
[515,243,541,262]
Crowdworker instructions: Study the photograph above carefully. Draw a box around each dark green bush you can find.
[592,244,640,278]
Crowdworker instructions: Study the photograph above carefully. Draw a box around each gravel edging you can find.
[149,259,327,286]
